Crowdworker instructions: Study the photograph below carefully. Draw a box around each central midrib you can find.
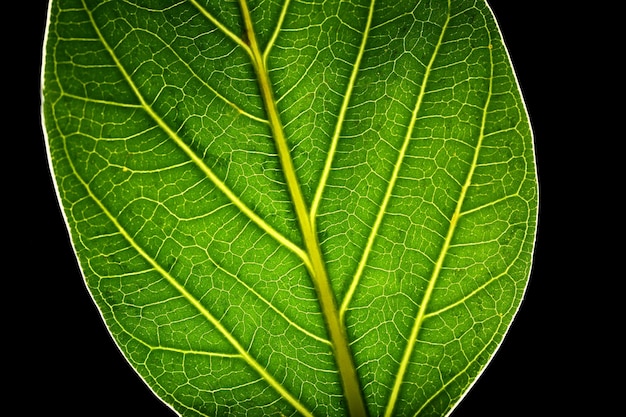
[239,1,369,416]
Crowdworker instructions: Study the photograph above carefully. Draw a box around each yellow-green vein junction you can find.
[80,2,316,415]
[209,252,332,346]
[262,0,292,63]
[60,125,314,417]
[142,27,267,124]
[80,0,310,270]
[238,0,369,416]
[188,0,251,53]
[311,0,376,222]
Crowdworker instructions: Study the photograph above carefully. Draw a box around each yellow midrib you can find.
[239,1,369,416]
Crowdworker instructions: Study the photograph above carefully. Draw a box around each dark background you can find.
[11,1,601,415]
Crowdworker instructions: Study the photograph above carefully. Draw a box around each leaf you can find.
[42,0,537,416]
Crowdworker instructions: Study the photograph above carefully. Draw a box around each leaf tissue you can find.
[42,0,537,416]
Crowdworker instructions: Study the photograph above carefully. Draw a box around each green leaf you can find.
[42,0,537,416]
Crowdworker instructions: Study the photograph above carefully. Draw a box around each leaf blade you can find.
[42,0,537,416]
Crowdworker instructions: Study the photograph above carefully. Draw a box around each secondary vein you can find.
[384,3,496,415]
[188,0,251,54]
[81,0,308,268]
[339,0,444,321]
[310,0,376,221]
[136,26,266,124]
[238,1,369,416]
[61,124,308,417]
[210,252,331,346]
[263,0,292,63]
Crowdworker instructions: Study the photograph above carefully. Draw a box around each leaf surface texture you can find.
[42,0,537,415]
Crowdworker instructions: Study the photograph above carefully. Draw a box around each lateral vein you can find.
[239,1,368,415]
[384,3,495,415]
[263,0,292,63]
[81,0,309,267]
[411,318,502,417]
[139,27,267,124]
[60,91,142,108]
[62,131,305,415]
[340,0,438,321]
[187,0,252,55]
[310,0,376,221]
[210,253,332,346]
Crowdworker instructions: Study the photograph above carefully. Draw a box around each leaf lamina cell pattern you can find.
[42,0,538,416]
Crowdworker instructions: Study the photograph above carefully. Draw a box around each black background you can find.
[11,1,603,415]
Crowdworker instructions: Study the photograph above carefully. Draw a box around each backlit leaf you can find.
[42,0,537,415]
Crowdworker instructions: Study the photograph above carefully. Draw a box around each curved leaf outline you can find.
[42,0,538,416]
